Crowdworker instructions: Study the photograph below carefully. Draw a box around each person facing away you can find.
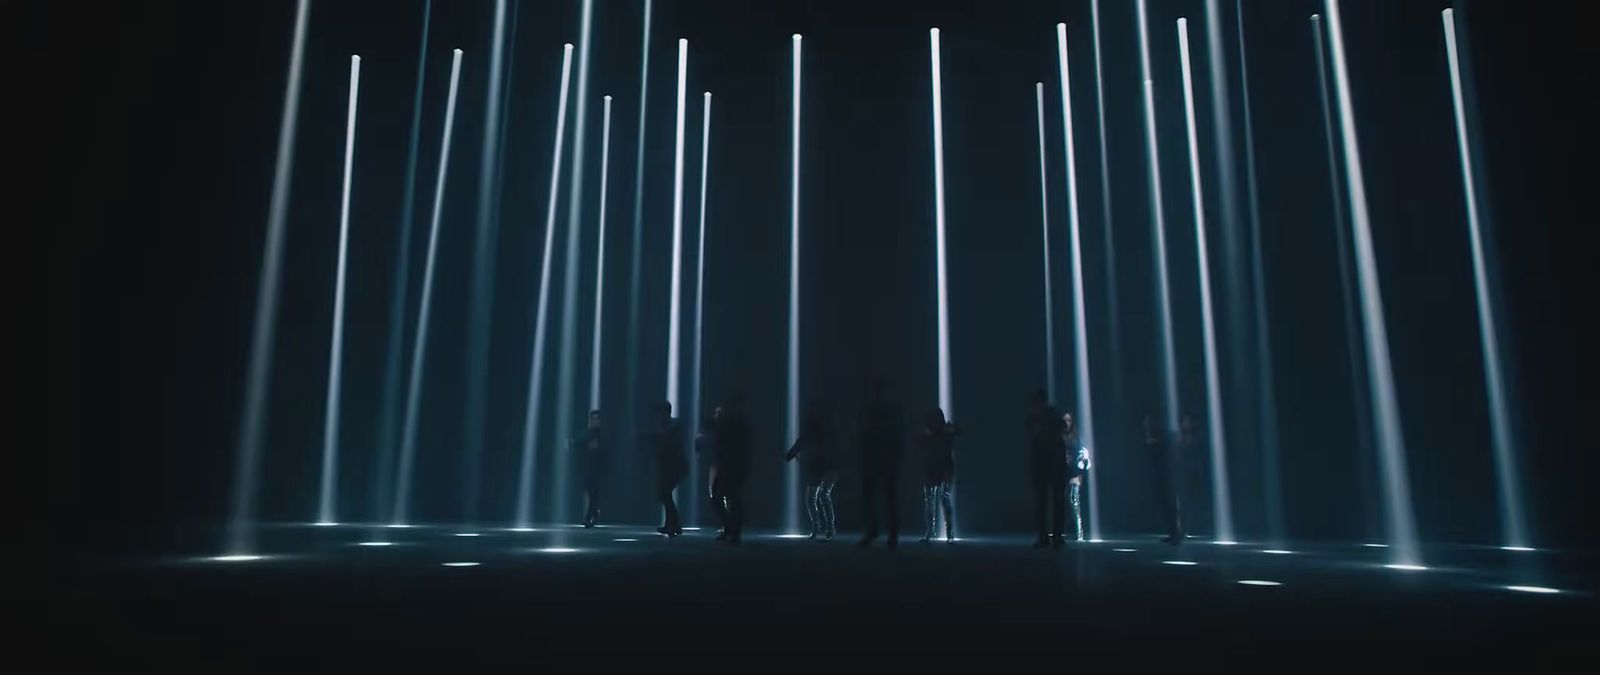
[785,399,839,541]
[1063,411,1092,542]
[1026,389,1069,548]
[917,407,960,543]
[1144,411,1183,545]
[856,377,905,548]
[572,409,607,528]
[706,396,752,543]
[643,401,685,537]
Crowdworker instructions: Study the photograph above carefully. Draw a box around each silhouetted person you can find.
[785,400,839,541]
[643,401,685,536]
[1144,412,1183,545]
[572,409,607,528]
[856,378,905,548]
[917,408,960,543]
[701,397,752,544]
[1063,411,1092,542]
[1027,389,1069,548]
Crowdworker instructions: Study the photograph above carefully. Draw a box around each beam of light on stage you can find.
[1236,0,1285,546]
[1034,83,1057,403]
[392,49,465,528]
[1321,0,1422,567]
[666,38,688,414]
[554,0,597,529]
[316,54,361,528]
[1178,18,1236,544]
[1311,13,1376,543]
[688,91,712,528]
[1134,0,1182,439]
[1089,0,1126,421]
[1057,23,1102,542]
[514,44,575,531]
[590,95,613,410]
[224,0,310,557]
[1442,7,1529,551]
[929,27,956,537]
[625,0,654,448]
[372,0,433,536]
[460,0,509,533]
[785,33,803,534]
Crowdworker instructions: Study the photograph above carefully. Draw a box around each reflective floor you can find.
[50,522,1598,661]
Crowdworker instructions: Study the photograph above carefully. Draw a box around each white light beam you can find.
[786,33,803,534]
[316,54,360,526]
[589,95,613,410]
[689,91,711,528]
[1035,82,1057,403]
[554,0,596,526]
[1057,23,1102,542]
[1135,0,1182,436]
[666,38,687,410]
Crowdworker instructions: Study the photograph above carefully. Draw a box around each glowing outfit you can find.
[918,420,960,542]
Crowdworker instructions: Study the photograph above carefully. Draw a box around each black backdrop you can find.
[49,0,1597,559]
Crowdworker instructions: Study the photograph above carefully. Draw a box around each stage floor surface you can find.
[49,523,1599,661]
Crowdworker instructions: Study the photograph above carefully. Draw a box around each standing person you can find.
[785,400,839,541]
[573,410,607,528]
[917,408,960,543]
[707,396,752,544]
[1062,412,1092,542]
[1027,389,1068,548]
[643,401,686,537]
[1144,412,1183,545]
[856,378,905,548]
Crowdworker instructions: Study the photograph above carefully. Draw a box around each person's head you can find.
[654,401,673,422]
[926,407,947,429]
[587,409,601,430]
[712,404,725,422]
[1029,388,1049,411]
[1062,412,1075,436]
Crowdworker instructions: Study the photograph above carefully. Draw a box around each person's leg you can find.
[1032,467,1049,545]
[806,483,821,538]
[1051,470,1068,544]
[885,475,900,546]
[820,477,837,539]
[584,478,600,526]
[1069,479,1084,541]
[729,478,746,540]
[939,481,955,541]
[921,483,937,542]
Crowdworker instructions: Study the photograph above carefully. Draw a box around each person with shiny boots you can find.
[785,400,839,541]
[917,408,960,543]
[1062,411,1092,542]
[1027,389,1069,548]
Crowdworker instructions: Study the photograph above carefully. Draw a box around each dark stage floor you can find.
[49,523,1598,662]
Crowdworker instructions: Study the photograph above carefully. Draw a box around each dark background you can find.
[48,0,1596,560]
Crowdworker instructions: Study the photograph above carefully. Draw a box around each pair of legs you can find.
[1068,476,1084,541]
[859,472,899,546]
[921,480,954,542]
[582,476,601,527]
[657,471,682,535]
[805,472,838,540]
[1152,452,1184,543]
[709,468,746,542]
[1032,463,1069,546]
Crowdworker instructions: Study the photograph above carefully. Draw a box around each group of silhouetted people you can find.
[570,377,1154,548]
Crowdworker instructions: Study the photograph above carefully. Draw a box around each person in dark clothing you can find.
[917,408,960,543]
[856,378,905,548]
[643,401,686,537]
[785,400,839,541]
[702,397,752,544]
[1144,412,1183,545]
[1063,411,1092,542]
[1027,389,1069,548]
[572,409,607,528]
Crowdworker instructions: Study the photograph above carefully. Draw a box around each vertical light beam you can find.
[1238,0,1286,545]
[461,0,508,532]
[590,96,613,411]
[688,91,712,527]
[372,0,432,531]
[1135,0,1182,436]
[513,44,575,530]
[1035,83,1057,403]
[1312,13,1378,541]
[1056,24,1102,541]
[929,28,953,419]
[1322,0,1422,567]
[666,38,688,411]
[786,33,803,534]
[1442,7,1528,549]
[316,54,360,527]
[554,0,597,526]
[625,0,653,446]
[225,0,311,556]
[392,48,466,527]
[1089,0,1126,423]
[1178,18,1236,544]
